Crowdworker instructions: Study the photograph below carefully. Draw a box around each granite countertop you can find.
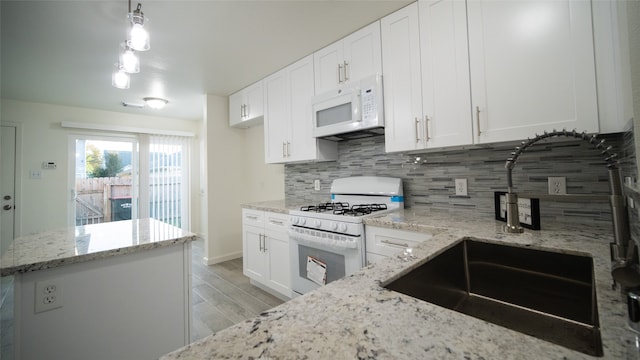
[163,203,633,359]
[1,218,196,277]
[241,199,308,214]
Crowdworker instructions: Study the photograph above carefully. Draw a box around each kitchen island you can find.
[1,218,196,360]
[162,205,632,359]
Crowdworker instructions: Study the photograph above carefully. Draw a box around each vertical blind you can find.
[148,135,191,229]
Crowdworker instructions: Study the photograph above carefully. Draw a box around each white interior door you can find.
[1,125,17,256]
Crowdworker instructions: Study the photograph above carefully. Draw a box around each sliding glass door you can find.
[70,134,191,230]
[72,136,137,226]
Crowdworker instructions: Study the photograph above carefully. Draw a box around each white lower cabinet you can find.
[365,226,433,265]
[242,209,291,298]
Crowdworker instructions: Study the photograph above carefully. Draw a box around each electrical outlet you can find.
[314,179,321,191]
[548,177,567,195]
[35,278,63,313]
[455,178,468,196]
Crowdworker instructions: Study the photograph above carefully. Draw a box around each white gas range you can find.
[288,176,404,295]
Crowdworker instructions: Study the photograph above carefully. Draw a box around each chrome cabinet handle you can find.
[286,142,291,157]
[415,117,420,143]
[381,239,409,248]
[343,61,349,81]
[338,63,344,84]
[259,234,264,252]
[263,235,268,252]
[282,142,286,158]
[270,220,285,226]
[476,106,481,137]
[425,115,431,141]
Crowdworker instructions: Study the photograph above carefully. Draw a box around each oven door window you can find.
[296,244,346,283]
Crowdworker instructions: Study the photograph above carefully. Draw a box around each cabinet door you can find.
[420,0,473,148]
[467,0,598,144]
[263,70,290,163]
[381,3,425,153]
[242,224,267,282]
[228,91,243,127]
[314,41,343,94]
[288,55,318,162]
[265,230,291,296]
[244,81,264,120]
[343,21,383,85]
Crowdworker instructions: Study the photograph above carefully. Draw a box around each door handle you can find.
[343,61,349,81]
[3,205,12,210]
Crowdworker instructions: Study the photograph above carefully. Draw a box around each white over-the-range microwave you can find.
[311,74,384,141]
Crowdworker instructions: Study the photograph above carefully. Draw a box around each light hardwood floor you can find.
[190,238,286,342]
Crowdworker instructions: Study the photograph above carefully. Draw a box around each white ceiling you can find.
[1,0,410,121]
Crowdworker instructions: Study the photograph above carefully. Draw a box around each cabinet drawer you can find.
[265,212,289,232]
[365,226,432,258]
[242,209,264,227]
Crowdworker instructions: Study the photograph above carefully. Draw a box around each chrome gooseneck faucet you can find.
[504,129,636,287]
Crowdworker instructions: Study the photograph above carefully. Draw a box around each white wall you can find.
[200,96,284,265]
[202,95,245,263]
[0,99,201,235]
[243,125,285,202]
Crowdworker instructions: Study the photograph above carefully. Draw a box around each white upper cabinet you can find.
[467,0,599,143]
[383,1,473,153]
[229,80,264,128]
[420,0,473,148]
[264,55,337,164]
[314,21,382,94]
[381,3,425,153]
[383,0,600,153]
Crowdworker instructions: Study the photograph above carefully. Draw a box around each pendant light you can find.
[127,3,150,51]
[112,63,130,89]
[119,43,140,74]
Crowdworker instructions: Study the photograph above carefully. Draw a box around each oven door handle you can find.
[289,227,358,250]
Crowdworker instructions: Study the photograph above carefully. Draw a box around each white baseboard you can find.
[204,251,242,265]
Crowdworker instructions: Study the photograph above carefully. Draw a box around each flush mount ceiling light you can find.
[127,3,150,52]
[144,97,168,109]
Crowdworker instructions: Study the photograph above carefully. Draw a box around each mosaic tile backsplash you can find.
[286,131,635,229]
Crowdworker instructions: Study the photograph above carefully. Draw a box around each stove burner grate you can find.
[300,202,350,213]
[333,203,388,216]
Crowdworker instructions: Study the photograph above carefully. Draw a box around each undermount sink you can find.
[384,238,603,357]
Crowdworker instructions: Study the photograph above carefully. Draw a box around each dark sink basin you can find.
[384,238,602,357]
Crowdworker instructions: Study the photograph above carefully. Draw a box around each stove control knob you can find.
[291,216,299,225]
[313,220,322,228]
[338,223,348,233]
[330,222,338,231]
[298,218,306,226]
